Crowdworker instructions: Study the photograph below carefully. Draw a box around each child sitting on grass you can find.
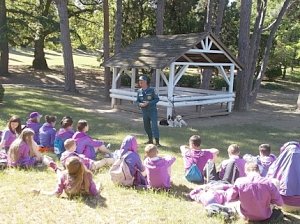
[180,135,219,183]
[143,144,176,189]
[243,144,276,177]
[7,128,47,168]
[26,112,42,145]
[0,115,22,152]
[218,144,246,180]
[33,156,101,197]
[60,139,114,171]
[39,115,57,152]
[72,120,111,160]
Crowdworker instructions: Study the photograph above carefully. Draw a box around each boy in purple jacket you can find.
[26,112,42,145]
[180,135,219,181]
[144,144,176,189]
[226,162,283,221]
[39,115,57,152]
[72,120,111,160]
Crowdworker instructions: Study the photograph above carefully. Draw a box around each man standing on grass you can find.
[136,75,160,146]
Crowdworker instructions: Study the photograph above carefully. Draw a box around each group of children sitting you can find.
[0,113,299,222]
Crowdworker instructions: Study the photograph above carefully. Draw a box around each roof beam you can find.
[187,49,224,54]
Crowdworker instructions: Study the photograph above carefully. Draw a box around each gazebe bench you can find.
[104,32,242,118]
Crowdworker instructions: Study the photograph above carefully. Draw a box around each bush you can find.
[177,75,200,88]
[211,76,228,90]
[265,67,282,81]
[0,84,4,102]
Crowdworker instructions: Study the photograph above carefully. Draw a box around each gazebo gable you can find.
[104,32,242,70]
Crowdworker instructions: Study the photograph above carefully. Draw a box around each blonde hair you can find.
[228,144,240,156]
[8,128,35,163]
[65,157,92,195]
[145,144,158,158]
[64,139,76,151]
[245,162,259,173]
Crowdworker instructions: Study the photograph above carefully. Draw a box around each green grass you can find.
[1,86,300,223]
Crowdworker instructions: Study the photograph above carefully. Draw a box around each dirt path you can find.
[2,66,300,132]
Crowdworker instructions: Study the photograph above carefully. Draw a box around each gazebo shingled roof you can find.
[104,32,243,70]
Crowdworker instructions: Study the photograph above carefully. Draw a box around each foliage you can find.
[265,66,283,81]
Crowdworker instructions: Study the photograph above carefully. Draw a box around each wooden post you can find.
[155,69,160,92]
[111,67,117,108]
[167,63,175,117]
[297,92,300,112]
[131,68,136,90]
[228,64,234,112]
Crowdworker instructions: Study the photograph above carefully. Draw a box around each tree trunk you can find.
[250,0,293,104]
[282,65,287,79]
[115,0,122,88]
[32,0,52,70]
[152,0,166,87]
[234,0,252,111]
[103,0,111,100]
[54,0,76,92]
[32,34,49,70]
[247,0,267,96]
[0,0,9,75]
[214,0,226,37]
[200,0,215,89]
[297,92,300,112]
[156,0,165,35]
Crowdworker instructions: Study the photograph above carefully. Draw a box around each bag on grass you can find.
[185,163,203,183]
[109,151,134,186]
[54,137,65,157]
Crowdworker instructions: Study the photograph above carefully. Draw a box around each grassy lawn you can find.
[1,86,299,223]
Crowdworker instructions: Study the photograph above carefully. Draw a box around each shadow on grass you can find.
[82,194,108,208]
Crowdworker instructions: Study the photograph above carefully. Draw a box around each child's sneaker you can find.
[106,143,111,149]
[104,153,113,158]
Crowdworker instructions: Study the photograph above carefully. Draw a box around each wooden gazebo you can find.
[104,32,242,118]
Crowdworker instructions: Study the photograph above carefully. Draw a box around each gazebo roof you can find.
[104,32,243,70]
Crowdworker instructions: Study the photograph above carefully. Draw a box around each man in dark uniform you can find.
[136,75,160,146]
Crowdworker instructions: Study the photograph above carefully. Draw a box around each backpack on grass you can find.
[54,137,65,158]
[185,163,203,183]
[109,151,134,186]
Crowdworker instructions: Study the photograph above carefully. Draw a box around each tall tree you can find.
[200,0,215,89]
[0,0,9,75]
[234,0,295,110]
[54,0,76,92]
[156,0,165,35]
[234,0,252,111]
[103,0,110,100]
[32,0,53,70]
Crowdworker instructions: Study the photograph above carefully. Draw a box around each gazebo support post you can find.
[228,64,235,112]
[155,69,160,91]
[131,68,136,89]
[111,67,118,108]
[167,63,175,117]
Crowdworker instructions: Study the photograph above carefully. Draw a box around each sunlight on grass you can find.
[0,86,299,223]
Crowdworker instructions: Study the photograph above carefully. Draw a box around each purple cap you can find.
[30,112,42,119]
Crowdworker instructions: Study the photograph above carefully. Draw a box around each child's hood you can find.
[144,157,167,168]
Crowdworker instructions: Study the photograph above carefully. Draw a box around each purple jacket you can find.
[7,142,37,168]
[226,173,283,221]
[119,136,145,185]
[60,150,93,170]
[1,129,17,149]
[144,156,176,189]
[56,128,74,140]
[39,123,56,147]
[219,155,246,179]
[72,131,104,160]
[267,141,300,198]
[181,148,213,174]
[26,120,42,144]
[55,172,98,196]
